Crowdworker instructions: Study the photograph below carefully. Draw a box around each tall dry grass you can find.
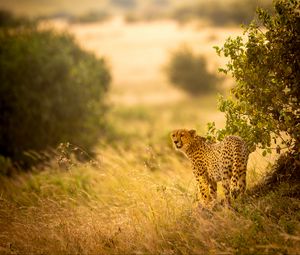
[1,153,299,254]
[0,9,298,254]
[1,97,299,255]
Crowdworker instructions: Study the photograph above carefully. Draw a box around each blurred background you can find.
[0,0,273,170]
[0,0,273,100]
[2,1,300,255]
[0,0,274,171]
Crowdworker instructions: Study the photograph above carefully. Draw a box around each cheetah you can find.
[170,129,249,206]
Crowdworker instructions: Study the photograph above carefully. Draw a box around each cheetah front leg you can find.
[193,164,217,208]
[209,181,217,201]
[195,175,216,207]
[196,179,212,207]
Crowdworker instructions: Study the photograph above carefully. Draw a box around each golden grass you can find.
[1,96,299,254]
[0,19,299,255]
[1,147,299,254]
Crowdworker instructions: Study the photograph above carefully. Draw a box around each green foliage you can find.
[0,9,34,27]
[0,24,111,166]
[1,158,299,254]
[0,155,13,176]
[165,46,220,95]
[207,0,300,155]
[70,10,111,24]
[172,0,272,25]
[111,0,137,9]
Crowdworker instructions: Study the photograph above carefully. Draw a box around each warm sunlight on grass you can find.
[1,4,299,254]
[1,142,298,254]
[1,95,298,254]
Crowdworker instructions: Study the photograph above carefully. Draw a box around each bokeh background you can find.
[1,1,299,255]
[0,0,275,170]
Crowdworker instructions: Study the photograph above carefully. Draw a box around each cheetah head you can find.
[170,129,197,150]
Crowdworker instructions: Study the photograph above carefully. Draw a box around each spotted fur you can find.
[170,129,249,206]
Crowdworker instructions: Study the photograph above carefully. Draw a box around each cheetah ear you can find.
[189,129,196,137]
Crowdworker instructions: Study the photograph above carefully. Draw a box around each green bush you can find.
[111,0,137,9]
[0,25,111,167]
[70,10,111,24]
[172,0,272,25]
[0,9,34,28]
[165,46,219,95]
[207,0,299,157]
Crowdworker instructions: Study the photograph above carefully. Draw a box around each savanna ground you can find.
[1,17,299,254]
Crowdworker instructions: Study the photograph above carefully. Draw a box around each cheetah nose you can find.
[174,141,182,148]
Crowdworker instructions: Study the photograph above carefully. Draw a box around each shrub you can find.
[207,0,299,156]
[71,10,111,24]
[172,0,272,25]
[111,0,137,9]
[0,25,111,167]
[165,46,219,95]
[0,9,33,28]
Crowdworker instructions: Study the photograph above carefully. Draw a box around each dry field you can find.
[0,18,299,255]
[49,17,241,103]
[63,17,276,171]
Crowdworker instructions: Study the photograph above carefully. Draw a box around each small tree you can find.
[0,24,111,167]
[207,0,299,159]
[165,46,220,95]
